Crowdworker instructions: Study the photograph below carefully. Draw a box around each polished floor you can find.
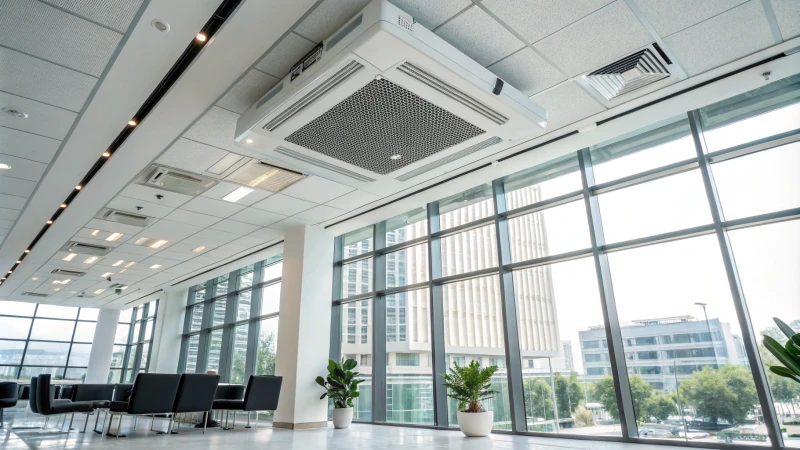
[1,406,715,449]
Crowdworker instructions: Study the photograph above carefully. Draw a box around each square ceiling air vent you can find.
[22,292,49,298]
[98,208,152,228]
[135,164,218,196]
[583,46,671,101]
[225,160,305,193]
[62,241,111,256]
[51,269,86,277]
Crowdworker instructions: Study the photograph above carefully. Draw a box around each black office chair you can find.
[69,384,114,433]
[0,382,18,428]
[170,374,219,434]
[28,377,70,428]
[34,375,94,431]
[106,373,181,438]
[212,375,282,429]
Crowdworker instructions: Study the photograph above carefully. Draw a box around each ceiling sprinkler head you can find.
[1,107,28,118]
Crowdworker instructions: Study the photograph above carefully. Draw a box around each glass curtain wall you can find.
[0,303,98,381]
[108,301,158,383]
[331,73,800,447]
[179,255,283,392]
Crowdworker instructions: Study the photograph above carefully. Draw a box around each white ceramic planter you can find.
[332,407,354,429]
[457,410,493,437]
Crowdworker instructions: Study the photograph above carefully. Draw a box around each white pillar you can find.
[85,309,120,383]
[273,225,334,429]
[150,289,188,373]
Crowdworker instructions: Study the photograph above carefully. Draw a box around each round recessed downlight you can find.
[389,154,402,160]
[0,163,10,170]
[246,139,253,144]
[1,107,28,118]
[128,120,137,127]
[196,33,207,42]
[151,19,170,32]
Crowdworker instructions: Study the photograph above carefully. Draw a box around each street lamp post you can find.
[694,302,715,359]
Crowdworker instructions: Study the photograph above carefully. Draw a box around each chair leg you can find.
[81,413,90,433]
[94,409,102,433]
[255,412,258,429]
[168,415,175,434]
[203,412,208,435]
[133,416,137,429]
[1,407,4,428]
[246,411,251,428]
[43,416,49,429]
[68,413,75,431]
[116,414,122,439]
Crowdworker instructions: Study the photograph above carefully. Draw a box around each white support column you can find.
[85,309,120,383]
[150,288,188,373]
[273,225,334,429]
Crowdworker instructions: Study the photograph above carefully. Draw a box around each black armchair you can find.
[212,375,282,429]
[34,375,94,431]
[105,373,180,438]
[0,382,18,428]
[70,384,115,432]
[170,374,219,434]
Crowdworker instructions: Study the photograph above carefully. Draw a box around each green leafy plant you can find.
[315,358,363,409]
[573,405,594,427]
[441,361,498,413]
[762,318,800,385]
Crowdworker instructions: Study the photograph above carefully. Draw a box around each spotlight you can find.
[196,33,207,42]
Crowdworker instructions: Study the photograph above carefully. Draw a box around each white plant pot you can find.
[332,407,354,429]
[457,410,493,437]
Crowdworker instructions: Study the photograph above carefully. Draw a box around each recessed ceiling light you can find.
[124,262,136,268]
[149,240,168,249]
[106,232,123,242]
[52,279,70,285]
[24,249,30,253]
[84,256,98,264]
[389,154,402,160]
[75,185,82,190]
[102,151,111,158]
[31,277,37,281]
[16,260,21,264]
[1,107,28,118]
[7,270,12,274]
[150,264,161,269]
[46,220,53,224]
[63,253,77,262]
[128,120,137,127]
[0,163,10,170]
[60,203,67,208]
[54,288,60,291]
[119,269,126,273]
[94,289,105,294]
[195,33,207,42]
[101,272,113,277]
[222,186,253,203]
[91,230,99,236]
[192,246,206,253]
[245,139,253,144]
[151,19,170,32]
[112,260,124,267]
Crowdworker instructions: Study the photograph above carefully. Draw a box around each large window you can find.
[179,255,282,391]
[331,73,800,447]
[108,301,158,383]
[0,303,97,381]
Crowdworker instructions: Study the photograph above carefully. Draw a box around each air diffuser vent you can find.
[274,147,375,183]
[226,160,305,192]
[135,164,218,196]
[64,241,111,256]
[99,209,152,228]
[22,292,49,298]
[51,269,86,277]
[395,136,502,182]
[585,48,670,101]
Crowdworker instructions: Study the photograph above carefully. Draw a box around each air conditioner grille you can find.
[274,147,376,183]
[22,292,48,298]
[585,48,670,101]
[285,78,485,175]
[396,136,502,182]
[51,269,86,277]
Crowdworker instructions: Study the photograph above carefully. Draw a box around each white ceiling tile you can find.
[202,181,274,205]
[157,138,230,174]
[488,48,565,96]
[633,0,748,37]
[0,175,37,197]
[0,126,60,163]
[664,1,774,75]
[279,176,355,203]
[293,205,346,223]
[0,46,97,112]
[117,183,193,209]
[230,235,268,248]
[229,208,286,227]
[73,228,132,244]
[137,219,204,241]
[162,209,222,228]
[106,196,176,219]
[248,227,283,241]
[325,189,380,210]
[388,0,472,29]
[435,5,525,66]
[0,91,77,140]
[208,219,261,235]
[255,33,316,78]
[0,154,47,182]
[268,216,314,232]
[771,0,800,39]
[192,228,241,245]
[0,218,15,229]
[44,0,144,33]
[0,193,26,210]
[180,196,246,218]
[0,207,20,221]
[0,0,123,77]
[217,69,280,115]
[532,1,652,76]
[251,193,316,216]
[294,0,372,43]
[531,81,605,131]
[483,0,614,43]
[101,251,146,263]
[183,106,240,152]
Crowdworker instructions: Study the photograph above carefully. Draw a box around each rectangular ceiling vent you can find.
[585,47,670,101]
[135,164,218,196]
[51,269,86,277]
[397,62,508,125]
[22,292,49,298]
[274,146,375,183]
[225,159,305,193]
[98,208,152,228]
[395,136,502,182]
[263,61,364,132]
[65,241,111,256]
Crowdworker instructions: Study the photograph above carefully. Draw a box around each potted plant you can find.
[441,361,498,437]
[762,318,800,385]
[316,358,363,429]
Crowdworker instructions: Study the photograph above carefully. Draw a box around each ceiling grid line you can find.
[0,44,101,80]
[622,0,688,79]
[430,3,476,32]
[758,0,785,43]
[37,0,136,34]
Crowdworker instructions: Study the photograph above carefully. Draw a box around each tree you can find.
[554,373,585,418]
[645,393,677,422]
[680,365,758,425]
[593,375,652,421]
[524,377,554,420]
[255,331,277,376]
[574,405,594,427]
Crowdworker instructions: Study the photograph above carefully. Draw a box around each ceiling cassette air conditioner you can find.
[235,0,548,196]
